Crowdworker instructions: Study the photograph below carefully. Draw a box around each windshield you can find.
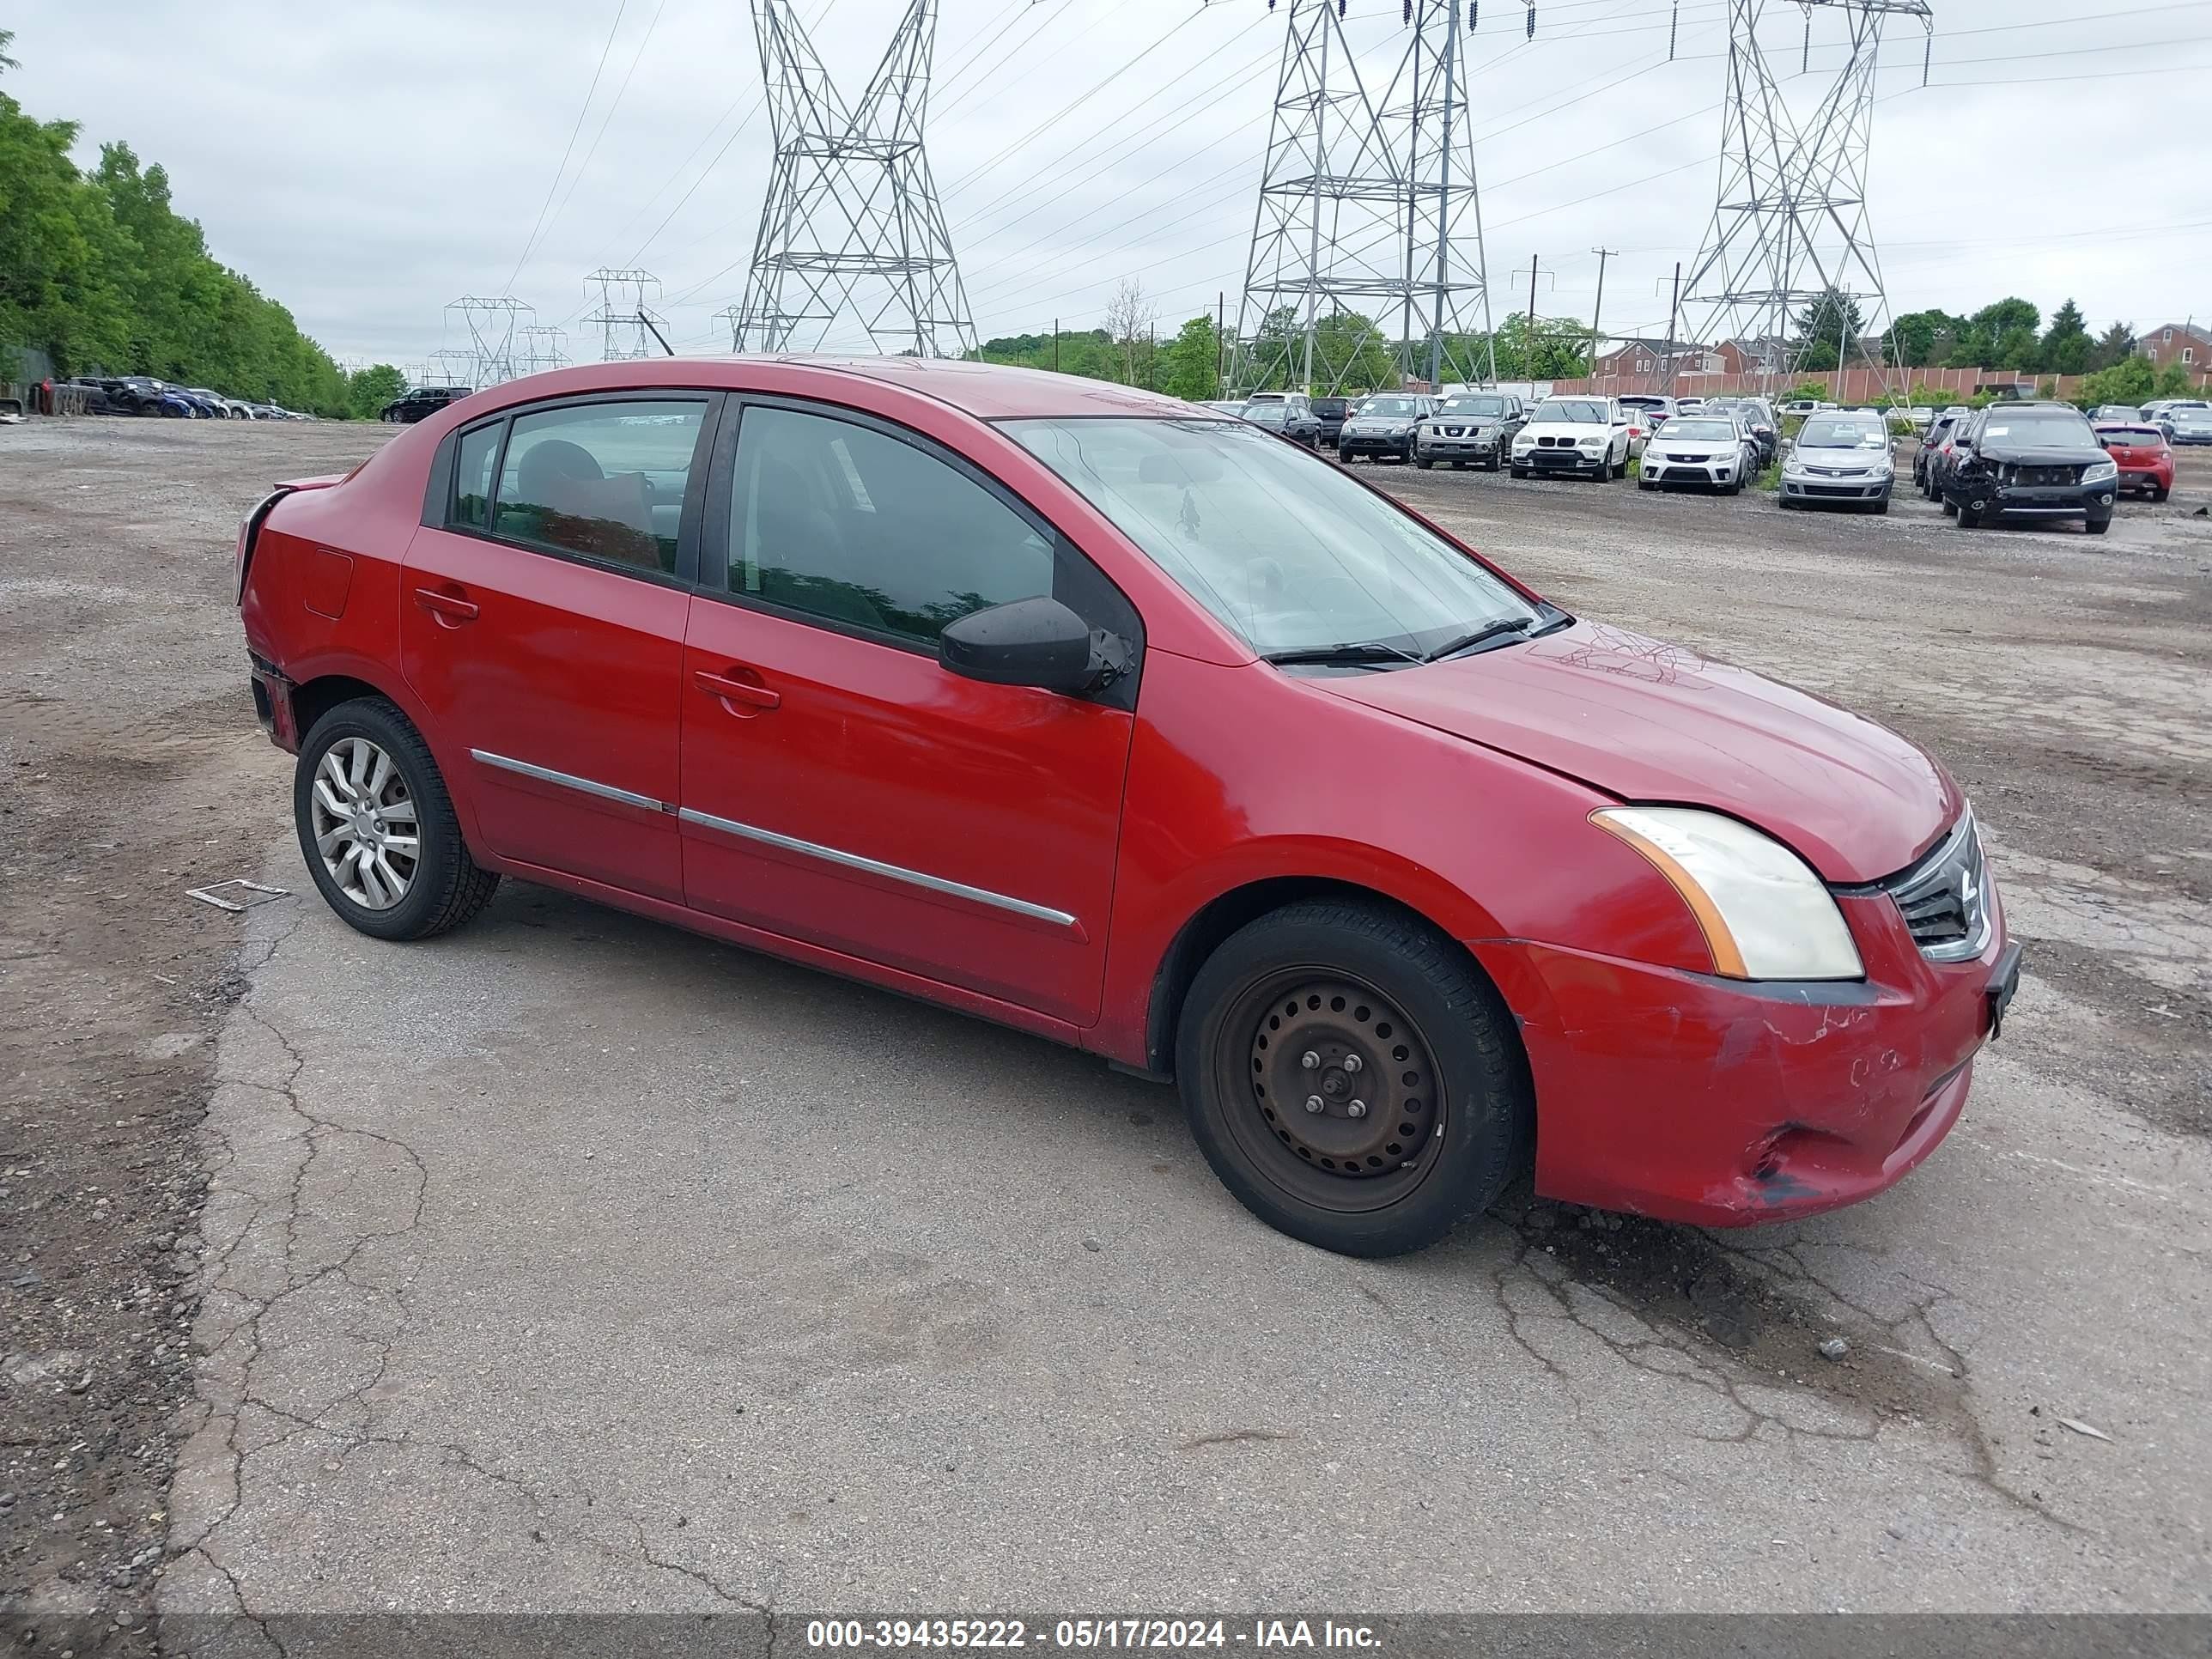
[2175,410,2212,426]
[1437,396,1506,417]
[1531,398,1607,424]
[1797,416,1888,449]
[1006,417,1544,659]
[1978,409,2094,442]
[2095,406,2142,420]
[1663,419,1738,443]
[1358,398,1421,418]
[1617,398,1667,411]
[1242,404,1288,428]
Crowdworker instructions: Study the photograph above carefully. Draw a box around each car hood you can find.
[1311,620,1959,883]
[1977,438,2106,463]
[1516,422,1606,441]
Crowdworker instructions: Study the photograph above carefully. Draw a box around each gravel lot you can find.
[3,418,2209,1651]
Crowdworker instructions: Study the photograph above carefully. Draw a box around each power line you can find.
[505,1,632,293]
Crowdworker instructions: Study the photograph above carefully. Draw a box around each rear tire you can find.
[1176,899,1531,1258]
[295,697,498,942]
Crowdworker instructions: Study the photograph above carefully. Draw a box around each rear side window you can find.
[493,400,706,574]
[453,423,500,529]
[726,405,1055,646]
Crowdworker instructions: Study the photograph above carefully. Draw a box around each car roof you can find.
[470,355,1207,422]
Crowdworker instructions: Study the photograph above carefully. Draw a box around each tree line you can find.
[0,33,404,417]
[970,280,1593,397]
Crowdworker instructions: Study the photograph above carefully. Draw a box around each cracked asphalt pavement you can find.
[3,422,2209,1644]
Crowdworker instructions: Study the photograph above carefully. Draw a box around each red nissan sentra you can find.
[236,358,2020,1257]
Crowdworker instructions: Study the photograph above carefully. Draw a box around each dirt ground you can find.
[2,416,2208,1650]
[1,420,396,1654]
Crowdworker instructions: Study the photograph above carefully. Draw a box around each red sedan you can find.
[2094,422,2175,501]
[236,358,2019,1257]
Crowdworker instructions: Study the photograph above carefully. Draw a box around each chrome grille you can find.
[1880,814,1990,962]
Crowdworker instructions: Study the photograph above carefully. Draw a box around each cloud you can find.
[11,0,2208,368]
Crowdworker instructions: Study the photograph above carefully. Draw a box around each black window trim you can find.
[422,389,728,592]
[696,392,1146,707]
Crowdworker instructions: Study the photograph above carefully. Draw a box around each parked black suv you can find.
[380,385,473,424]
[1943,403,2119,534]
[1310,397,1351,447]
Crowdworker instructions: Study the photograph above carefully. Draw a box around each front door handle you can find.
[413,586,479,623]
[694,667,780,712]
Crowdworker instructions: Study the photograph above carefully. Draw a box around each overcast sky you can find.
[11,0,2209,373]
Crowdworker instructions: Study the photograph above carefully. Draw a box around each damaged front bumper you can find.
[1470,887,2016,1227]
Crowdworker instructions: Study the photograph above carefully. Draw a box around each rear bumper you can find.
[2117,465,2172,492]
[248,656,301,753]
[1470,887,2015,1227]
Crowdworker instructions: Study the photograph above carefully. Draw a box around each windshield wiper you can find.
[1261,641,1421,669]
[1423,616,1537,661]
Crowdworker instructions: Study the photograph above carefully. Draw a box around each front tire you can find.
[2084,515,2111,536]
[295,697,498,942]
[1176,900,1531,1258]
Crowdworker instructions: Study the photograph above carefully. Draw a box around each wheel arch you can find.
[1141,875,1522,1083]
[282,660,488,854]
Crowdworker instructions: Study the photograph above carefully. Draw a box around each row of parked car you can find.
[67,374,316,421]
[1209,385,2192,532]
[1206,389,1784,495]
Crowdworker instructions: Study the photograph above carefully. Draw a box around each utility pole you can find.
[1587,246,1617,380]
[1053,319,1060,375]
[1662,259,1682,395]
[1527,254,1540,380]
[1217,291,1227,395]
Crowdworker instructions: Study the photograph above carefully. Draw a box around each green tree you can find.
[2153,360,2197,398]
[1889,309,1954,368]
[1,28,19,75]
[1969,296,2039,342]
[1155,314,1221,400]
[346,363,408,419]
[1484,312,1589,379]
[1792,288,1867,370]
[2039,300,2090,375]
[2077,356,2154,407]
[2087,321,2136,372]
[1313,311,1395,390]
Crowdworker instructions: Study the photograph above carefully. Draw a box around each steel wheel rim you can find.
[1217,969,1448,1215]
[309,737,418,911]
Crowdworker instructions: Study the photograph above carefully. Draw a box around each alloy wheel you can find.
[308,736,419,910]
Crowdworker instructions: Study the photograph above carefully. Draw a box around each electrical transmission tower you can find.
[731,0,976,357]
[1679,0,1932,394]
[1231,0,1498,397]
[584,270,667,362]
[517,325,571,376]
[445,296,534,386]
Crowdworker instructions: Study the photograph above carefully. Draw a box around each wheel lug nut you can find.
[1347,1100,1367,1118]
[1341,1054,1363,1074]
[1304,1095,1325,1114]
[1301,1051,1320,1070]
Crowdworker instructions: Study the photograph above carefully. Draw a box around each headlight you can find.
[1591,807,1863,981]
[1578,436,1605,449]
[2082,459,2118,483]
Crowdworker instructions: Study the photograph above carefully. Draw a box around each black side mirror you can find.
[940,596,1107,694]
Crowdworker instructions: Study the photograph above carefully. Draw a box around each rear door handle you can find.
[693,667,780,711]
[413,587,479,623]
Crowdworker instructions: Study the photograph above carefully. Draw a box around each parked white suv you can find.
[1509,396,1632,481]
